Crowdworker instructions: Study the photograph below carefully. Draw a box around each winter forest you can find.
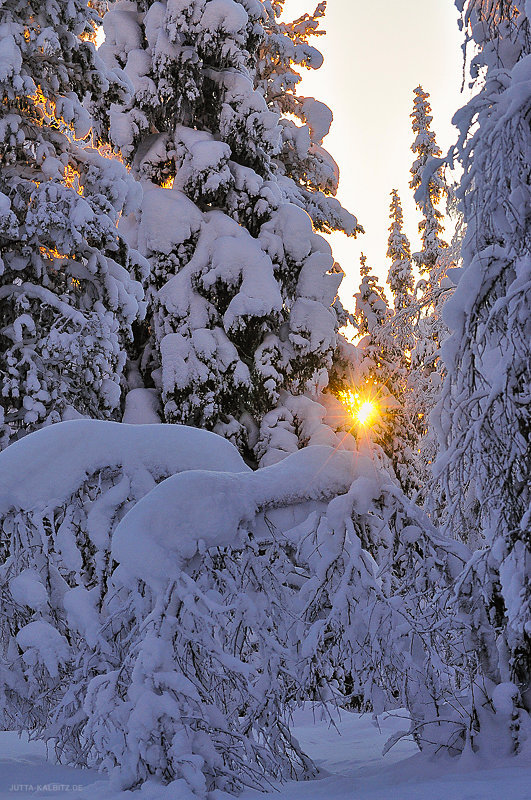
[0,1,529,799]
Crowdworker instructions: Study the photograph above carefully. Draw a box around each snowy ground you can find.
[2,707,530,800]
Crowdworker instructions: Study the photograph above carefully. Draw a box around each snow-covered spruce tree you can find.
[383,190,416,416]
[0,0,148,448]
[403,87,454,482]
[431,0,531,754]
[408,84,450,370]
[379,194,430,497]
[98,0,360,460]
[256,1,357,233]
[386,189,414,315]
[354,252,387,335]
[409,85,448,282]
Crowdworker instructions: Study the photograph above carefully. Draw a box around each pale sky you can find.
[283,0,466,304]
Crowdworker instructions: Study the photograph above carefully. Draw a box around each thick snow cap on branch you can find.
[0,419,249,516]
[136,184,203,256]
[112,445,364,588]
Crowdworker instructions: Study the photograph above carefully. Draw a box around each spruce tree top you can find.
[354,253,388,337]
[409,86,447,278]
[386,189,414,312]
[409,87,440,185]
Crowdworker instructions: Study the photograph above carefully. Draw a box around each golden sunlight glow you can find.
[27,85,90,141]
[30,85,49,108]
[80,22,99,44]
[64,164,84,195]
[98,142,127,167]
[28,85,59,129]
[356,400,377,426]
[39,245,69,261]
[338,390,379,428]
[160,175,175,189]
[338,390,357,418]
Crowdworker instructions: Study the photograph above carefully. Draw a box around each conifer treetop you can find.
[386,189,414,311]
[261,1,361,236]
[409,86,448,278]
[409,86,441,179]
[359,251,370,278]
[355,254,388,337]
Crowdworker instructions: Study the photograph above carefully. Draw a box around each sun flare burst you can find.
[338,390,379,428]
[356,400,377,426]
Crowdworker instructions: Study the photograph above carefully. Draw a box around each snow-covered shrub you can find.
[0,420,247,749]
[281,469,474,751]
[82,445,480,785]
[82,443,360,793]
[0,419,357,793]
[0,418,480,793]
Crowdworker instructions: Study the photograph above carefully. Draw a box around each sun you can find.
[355,400,377,426]
[337,390,380,428]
